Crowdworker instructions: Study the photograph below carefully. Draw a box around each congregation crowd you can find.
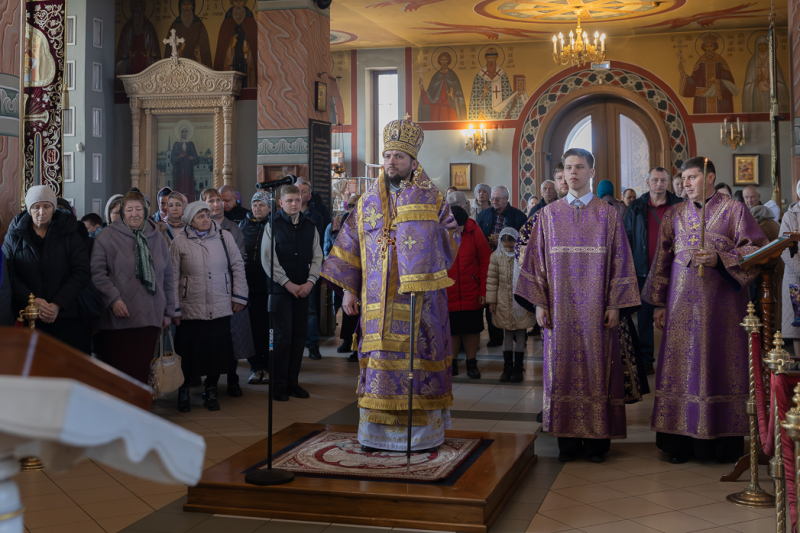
[1,146,796,465]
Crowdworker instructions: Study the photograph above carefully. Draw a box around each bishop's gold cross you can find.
[364,206,383,228]
[378,227,397,259]
[403,112,411,121]
[401,235,418,251]
[688,235,699,246]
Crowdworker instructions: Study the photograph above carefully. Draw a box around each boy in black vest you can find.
[261,184,323,401]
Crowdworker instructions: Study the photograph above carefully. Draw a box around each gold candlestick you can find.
[17,294,39,329]
[727,302,775,507]
[781,384,800,529]
[764,332,789,533]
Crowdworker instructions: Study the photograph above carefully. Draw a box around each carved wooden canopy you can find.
[119,58,245,198]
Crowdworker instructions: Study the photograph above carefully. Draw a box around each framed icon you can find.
[449,163,472,191]
[315,81,328,112]
[733,154,760,185]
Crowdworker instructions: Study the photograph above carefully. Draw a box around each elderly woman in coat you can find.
[91,190,176,384]
[171,201,248,412]
[3,185,91,352]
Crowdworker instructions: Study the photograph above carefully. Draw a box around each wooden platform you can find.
[185,423,538,533]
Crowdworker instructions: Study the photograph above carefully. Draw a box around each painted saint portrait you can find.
[678,33,739,114]
[742,35,790,113]
[23,26,55,87]
[157,118,215,203]
[213,0,257,88]
[418,50,466,122]
[166,0,213,68]
[114,0,161,91]
[468,46,513,120]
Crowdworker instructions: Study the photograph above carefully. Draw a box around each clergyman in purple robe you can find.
[515,148,641,463]
[642,156,768,464]
[321,116,460,451]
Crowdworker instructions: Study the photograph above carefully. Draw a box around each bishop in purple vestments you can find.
[321,116,460,451]
[515,148,641,463]
[642,157,767,463]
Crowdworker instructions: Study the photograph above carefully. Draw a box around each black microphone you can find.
[256,175,296,190]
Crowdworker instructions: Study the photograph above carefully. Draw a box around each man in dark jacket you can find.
[296,178,326,360]
[623,167,683,374]
[239,191,271,384]
[220,184,249,223]
[476,185,527,347]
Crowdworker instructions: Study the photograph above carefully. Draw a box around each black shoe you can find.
[202,386,220,411]
[288,385,310,399]
[337,341,351,354]
[669,452,691,464]
[308,346,322,360]
[452,358,459,376]
[486,339,503,348]
[177,386,191,412]
[272,388,290,402]
[499,351,513,382]
[536,411,543,423]
[466,359,481,379]
[645,362,655,375]
[587,454,606,463]
[558,444,585,463]
[248,370,265,384]
[348,352,358,362]
[226,383,243,397]
[510,352,524,383]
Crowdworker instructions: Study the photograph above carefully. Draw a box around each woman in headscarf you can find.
[471,183,492,220]
[171,201,248,412]
[91,190,176,384]
[104,194,123,226]
[163,191,186,244]
[2,185,91,352]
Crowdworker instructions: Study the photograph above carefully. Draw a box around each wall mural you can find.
[114,0,258,90]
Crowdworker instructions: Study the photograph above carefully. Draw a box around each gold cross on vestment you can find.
[689,220,699,231]
[364,206,383,228]
[378,227,397,259]
[401,235,418,251]
[163,29,185,64]
[688,235,699,246]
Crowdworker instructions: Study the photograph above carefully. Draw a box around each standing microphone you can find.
[256,175,296,190]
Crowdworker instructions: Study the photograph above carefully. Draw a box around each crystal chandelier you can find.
[552,9,605,67]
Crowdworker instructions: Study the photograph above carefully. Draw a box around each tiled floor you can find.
[14,326,779,533]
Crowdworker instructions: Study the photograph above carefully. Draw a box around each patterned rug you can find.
[261,431,482,482]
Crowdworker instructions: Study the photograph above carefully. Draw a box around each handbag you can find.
[149,327,184,399]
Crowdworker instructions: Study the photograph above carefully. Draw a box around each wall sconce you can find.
[721,117,746,150]
[463,123,487,155]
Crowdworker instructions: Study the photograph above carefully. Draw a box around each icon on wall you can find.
[418,46,466,122]
[678,32,739,114]
[315,82,328,112]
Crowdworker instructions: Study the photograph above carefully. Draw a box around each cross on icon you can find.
[492,86,501,99]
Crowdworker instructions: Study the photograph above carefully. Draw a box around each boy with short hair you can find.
[515,148,641,463]
[260,184,323,401]
[81,213,103,237]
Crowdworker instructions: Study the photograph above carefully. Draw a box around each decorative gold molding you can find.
[119,58,244,199]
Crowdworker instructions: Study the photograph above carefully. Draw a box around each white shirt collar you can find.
[566,190,594,206]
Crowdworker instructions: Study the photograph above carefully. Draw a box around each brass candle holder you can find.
[17,294,44,471]
[780,384,800,533]
[727,302,776,508]
[17,294,39,329]
[764,331,789,533]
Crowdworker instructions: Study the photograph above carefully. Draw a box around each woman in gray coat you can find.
[91,190,176,384]
[171,201,248,412]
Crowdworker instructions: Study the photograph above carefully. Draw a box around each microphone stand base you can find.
[245,468,295,486]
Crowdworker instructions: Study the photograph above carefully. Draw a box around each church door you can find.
[548,98,660,197]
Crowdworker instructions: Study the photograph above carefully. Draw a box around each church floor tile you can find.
[13,326,782,533]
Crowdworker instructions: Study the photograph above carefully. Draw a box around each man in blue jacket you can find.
[477,185,527,347]
[623,167,683,374]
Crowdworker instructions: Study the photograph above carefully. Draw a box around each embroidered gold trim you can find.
[320,272,358,296]
[359,355,452,372]
[550,246,607,254]
[329,246,361,268]
[358,394,453,412]
[609,276,637,286]
[396,203,437,214]
[367,409,429,426]
[400,270,450,282]
[394,212,439,224]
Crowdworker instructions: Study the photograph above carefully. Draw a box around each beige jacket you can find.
[170,221,248,321]
[485,249,535,331]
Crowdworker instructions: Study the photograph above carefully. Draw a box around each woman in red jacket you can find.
[447,205,491,379]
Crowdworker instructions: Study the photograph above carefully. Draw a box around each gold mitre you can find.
[382,113,424,159]
[701,32,719,44]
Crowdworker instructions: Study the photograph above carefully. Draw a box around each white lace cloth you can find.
[357,408,452,451]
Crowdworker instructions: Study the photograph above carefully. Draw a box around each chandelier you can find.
[552,9,605,67]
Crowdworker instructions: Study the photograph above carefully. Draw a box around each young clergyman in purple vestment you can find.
[320,116,460,452]
[515,148,641,463]
[642,157,768,464]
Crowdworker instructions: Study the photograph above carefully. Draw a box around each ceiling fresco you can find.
[329,0,788,49]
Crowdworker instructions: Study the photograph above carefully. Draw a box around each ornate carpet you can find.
[260,431,482,482]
